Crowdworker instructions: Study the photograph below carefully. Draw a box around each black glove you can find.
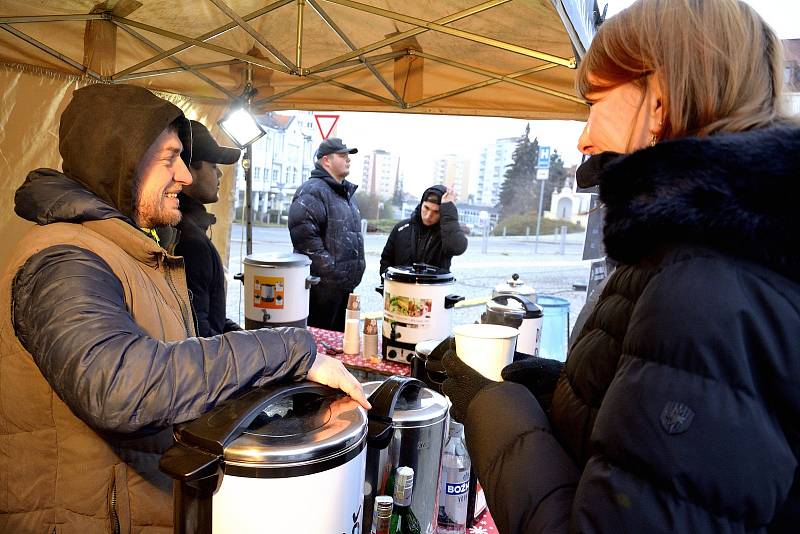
[441,351,495,423]
[423,337,454,377]
[501,356,564,413]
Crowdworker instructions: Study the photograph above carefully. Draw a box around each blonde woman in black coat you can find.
[433,1,800,532]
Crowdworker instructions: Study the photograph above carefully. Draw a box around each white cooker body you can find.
[382,279,454,345]
[212,447,367,533]
[516,316,543,357]
[243,263,310,324]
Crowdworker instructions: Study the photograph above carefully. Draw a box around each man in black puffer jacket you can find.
[289,138,366,332]
[379,184,467,280]
[174,120,242,336]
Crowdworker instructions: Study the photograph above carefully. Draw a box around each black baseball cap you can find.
[190,120,241,165]
[315,137,358,160]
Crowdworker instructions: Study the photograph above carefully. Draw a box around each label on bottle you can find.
[438,462,470,532]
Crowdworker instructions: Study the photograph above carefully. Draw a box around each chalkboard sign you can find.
[587,258,608,296]
[582,194,605,260]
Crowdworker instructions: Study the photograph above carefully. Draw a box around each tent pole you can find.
[307,0,405,106]
[413,50,585,104]
[245,65,254,256]
[112,0,292,79]
[408,64,557,108]
[321,0,575,67]
[306,0,509,74]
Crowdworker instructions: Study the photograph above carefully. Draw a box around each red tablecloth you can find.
[309,327,498,533]
[309,326,409,376]
[469,510,499,533]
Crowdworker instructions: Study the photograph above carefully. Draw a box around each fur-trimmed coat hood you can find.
[599,126,800,282]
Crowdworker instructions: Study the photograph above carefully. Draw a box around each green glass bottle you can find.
[388,466,421,534]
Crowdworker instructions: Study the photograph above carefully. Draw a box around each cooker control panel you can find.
[385,346,414,365]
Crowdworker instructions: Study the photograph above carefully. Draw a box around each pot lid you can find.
[486,295,543,319]
[363,381,448,427]
[223,390,366,468]
[493,273,536,297]
[243,252,311,267]
[384,263,454,284]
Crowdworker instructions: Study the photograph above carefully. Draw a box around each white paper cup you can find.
[363,333,379,360]
[453,324,519,381]
[345,308,361,321]
[343,318,361,355]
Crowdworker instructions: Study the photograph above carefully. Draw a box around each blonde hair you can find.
[577,0,792,140]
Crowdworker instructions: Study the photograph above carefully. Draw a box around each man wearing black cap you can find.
[289,137,366,331]
[380,184,468,279]
[174,120,242,336]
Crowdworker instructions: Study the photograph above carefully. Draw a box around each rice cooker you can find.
[481,294,543,358]
[362,377,449,534]
[240,252,319,328]
[160,382,367,534]
[379,263,464,364]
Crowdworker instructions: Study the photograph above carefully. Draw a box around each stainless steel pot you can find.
[492,272,537,301]
[482,294,543,358]
[362,377,449,534]
[160,382,367,534]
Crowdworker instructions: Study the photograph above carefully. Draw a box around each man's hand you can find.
[441,187,456,204]
[307,354,372,409]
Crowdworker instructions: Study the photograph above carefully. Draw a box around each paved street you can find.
[226,224,592,337]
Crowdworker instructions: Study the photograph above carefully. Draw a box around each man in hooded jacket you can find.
[288,138,366,332]
[0,84,368,533]
[379,185,467,279]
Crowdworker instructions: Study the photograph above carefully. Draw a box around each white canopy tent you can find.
[0,0,597,264]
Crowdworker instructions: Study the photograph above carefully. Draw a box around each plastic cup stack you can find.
[363,318,380,362]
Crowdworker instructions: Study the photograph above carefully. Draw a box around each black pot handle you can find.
[445,294,465,309]
[375,285,384,296]
[491,293,542,318]
[160,381,339,482]
[367,376,426,450]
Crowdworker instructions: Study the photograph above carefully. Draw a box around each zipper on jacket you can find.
[110,482,120,534]
[164,260,193,337]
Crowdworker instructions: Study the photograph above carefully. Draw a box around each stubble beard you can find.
[133,190,182,228]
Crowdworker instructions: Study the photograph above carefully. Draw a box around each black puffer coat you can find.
[288,165,365,292]
[379,185,468,278]
[174,193,241,336]
[465,126,800,533]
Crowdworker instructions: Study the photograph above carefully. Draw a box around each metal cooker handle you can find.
[366,376,426,450]
[160,381,340,482]
[492,293,540,318]
[305,275,320,288]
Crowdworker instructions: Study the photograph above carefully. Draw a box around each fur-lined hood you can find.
[599,126,800,282]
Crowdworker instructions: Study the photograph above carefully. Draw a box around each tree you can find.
[545,150,568,208]
[392,173,404,206]
[355,191,395,220]
[497,124,539,220]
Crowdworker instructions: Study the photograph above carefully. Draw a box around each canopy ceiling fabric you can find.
[0,0,593,119]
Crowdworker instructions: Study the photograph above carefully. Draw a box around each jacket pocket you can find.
[109,464,131,534]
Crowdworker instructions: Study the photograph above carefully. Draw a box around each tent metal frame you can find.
[0,0,586,110]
